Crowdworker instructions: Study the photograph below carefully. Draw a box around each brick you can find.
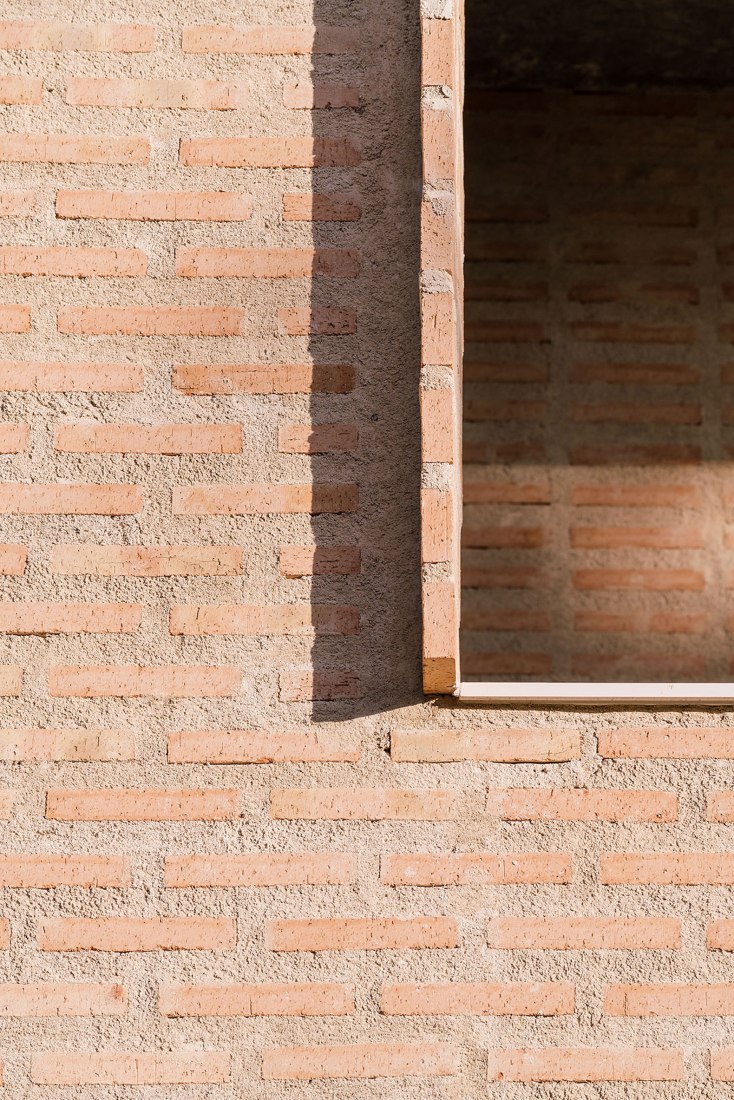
[488,788,676,822]
[0,922,12,948]
[573,569,703,591]
[0,76,42,104]
[57,189,252,221]
[0,728,134,762]
[180,137,360,168]
[160,982,353,1016]
[279,307,356,335]
[168,729,359,764]
[0,191,35,216]
[0,546,26,575]
[262,1043,455,1079]
[0,135,148,164]
[707,793,734,821]
[280,669,361,701]
[489,917,680,950]
[178,247,359,279]
[0,602,140,634]
[55,422,241,454]
[571,525,704,549]
[279,423,358,453]
[0,793,17,818]
[0,21,154,51]
[0,855,130,887]
[58,306,244,336]
[31,1052,230,1085]
[0,667,22,696]
[0,983,125,1015]
[570,361,700,384]
[283,193,362,221]
[391,728,580,762]
[462,525,545,548]
[174,483,358,515]
[602,854,734,885]
[712,1050,734,1079]
[422,293,454,365]
[709,923,734,949]
[0,305,30,332]
[173,362,353,394]
[606,984,734,1016]
[271,788,455,820]
[571,484,699,507]
[381,853,572,886]
[599,728,734,758]
[182,25,357,54]
[268,917,457,951]
[284,82,359,109]
[280,545,361,576]
[170,603,359,636]
[487,1049,683,1082]
[49,665,240,698]
[0,484,141,515]
[382,982,574,1016]
[575,611,705,634]
[47,789,240,822]
[421,488,452,562]
[0,246,145,277]
[0,424,27,452]
[421,388,455,462]
[462,476,550,504]
[39,917,236,951]
[0,360,143,392]
[573,401,700,424]
[66,77,249,109]
[165,853,356,887]
[52,544,243,577]
[422,18,453,86]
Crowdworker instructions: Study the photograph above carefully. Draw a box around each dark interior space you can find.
[461,1,734,682]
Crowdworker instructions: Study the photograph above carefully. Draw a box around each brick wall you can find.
[2,2,734,1096]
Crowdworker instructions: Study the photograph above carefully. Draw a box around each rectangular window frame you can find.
[418,5,734,703]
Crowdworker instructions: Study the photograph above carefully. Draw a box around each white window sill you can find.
[455,682,734,704]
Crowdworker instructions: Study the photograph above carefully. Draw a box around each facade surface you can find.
[0,0,733,1096]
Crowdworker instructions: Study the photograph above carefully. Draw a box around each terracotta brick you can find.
[31,1052,230,1085]
[176,247,360,278]
[49,665,240,698]
[488,788,677,822]
[0,76,42,104]
[487,1049,684,1082]
[605,984,734,1016]
[0,602,140,634]
[0,484,142,515]
[0,360,143,392]
[284,82,359,109]
[0,424,27,452]
[267,917,457,951]
[0,135,148,164]
[708,923,734,949]
[57,189,252,221]
[0,728,134,762]
[601,854,734,885]
[380,853,572,886]
[38,917,236,951]
[421,388,455,462]
[180,137,360,168]
[571,526,705,549]
[55,422,242,454]
[46,789,240,821]
[278,423,358,454]
[571,484,699,507]
[0,667,23,696]
[573,569,704,591]
[168,728,358,764]
[0,246,145,276]
[706,793,734,821]
[0,305,31,332]
[283,193,362,221]
[0,983,125,1015]
[278,307,356,335]
[421,488,452,563]
[173,363,354,394]
[0,191,35,216]
[262,1043,456,1079]
[160,982,353,1016]
[599,728,734,758]
[52,544,244,577]
[58,306,244,336]
[0,855,130,887]
[0,21,154,51]
[0,546,26,575]
[271,788,455,820]
[381,981,574,1015]
[165,853,356,887]
[173,483,358,515]
[66,77,249,109]
[280,670,361,701]
[170,603,358,636]
[422,19,453,86]
[391,728,580,762]
[182,25,357,54]
[488,917,680,950]
[279,545,361,577]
